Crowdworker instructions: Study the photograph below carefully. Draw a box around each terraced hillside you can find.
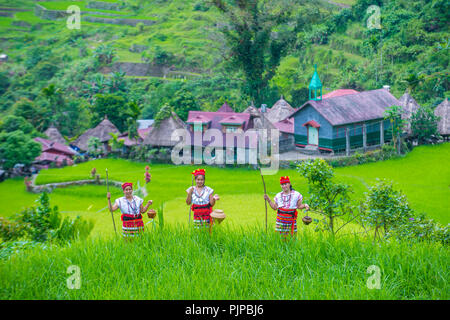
[0,0,447,137]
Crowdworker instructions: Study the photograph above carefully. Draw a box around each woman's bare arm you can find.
[264,194,278,210]
[107,192,119,211]
[297,198,309,210]
[186,187,193,205]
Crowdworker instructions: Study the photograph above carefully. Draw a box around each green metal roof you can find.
[309,64,322,89]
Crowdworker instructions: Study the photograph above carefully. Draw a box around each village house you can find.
[290,65,403,154]
[263,97,297,152]
[186,102,279,163]
[143,111,188,148]
[44,126,67,145]
[73,115,120,154]
[33,137,77,169]
[435,98,449,140]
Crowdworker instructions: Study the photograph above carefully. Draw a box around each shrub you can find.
[1,193,94,244]
[297,158,353,235]
[393,213,449,245]
[136,22,145,33]
[363,179,413,241]
[0,71,10,95]
[33,61,58,80]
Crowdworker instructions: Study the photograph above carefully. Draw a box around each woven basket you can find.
[147,209,157,219]
[302,215,312,225]
[210,209,226,224]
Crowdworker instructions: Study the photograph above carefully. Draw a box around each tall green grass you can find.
[0,226,448,299]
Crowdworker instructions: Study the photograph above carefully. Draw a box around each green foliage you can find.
[108,132,125,155]
[169,86,199,121]
[410,106,441,144]
[0,115,35,135]
[93,43,116,65]
[297,158,353,235]
[0,71,10,95]
[1,226,448,299]
[153,103,173,127]
[211,0,297,105]
[143,45,174,66]
[90,93,128,132]
[393,213,449,245]
[136,22,145,33]
[326,145,399,167]
[33,61,58,81]
[157,202,164,230]
[12,98,49,131]
[0,130,41,169]
[24,46,48,69]
[87,136,103,157]
[363,179,413,240]
[0,217,27,242]
[384,105,407,152]
[0,192,94,244]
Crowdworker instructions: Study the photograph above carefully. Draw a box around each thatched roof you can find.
[143,112,188,147]
[266,97,295,123]
[243,106,277,130]
[435,98,450,136]
[44,126,66,145]
[399,91,421,134]
[74,116,120,151]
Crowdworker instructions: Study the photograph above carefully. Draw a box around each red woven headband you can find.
[122,182,133,190]
[192,169,205,177]
[280,176,290,184]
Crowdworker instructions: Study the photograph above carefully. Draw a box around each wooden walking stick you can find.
[106,168,117,235]
[260,168,268,233]
[188,173,194,226]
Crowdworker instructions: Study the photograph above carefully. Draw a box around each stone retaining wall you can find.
[28,176,123,194]
[34,4,125,21]
[86,1,121,11]
[0,11,14,17]
[83,15,156,27]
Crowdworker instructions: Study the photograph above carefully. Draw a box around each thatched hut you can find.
[266,97,295,123]
[143,111,188,147]
[242,105,293,153]
[243,105,277,131]
[435,98,450,139]
[399,91,421,135]
[73,116,121,153]
[44,126,66,145]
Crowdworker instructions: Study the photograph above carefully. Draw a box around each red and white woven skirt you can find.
[276,208,298,236]
[121,214,144,237]
[191,203,212,228]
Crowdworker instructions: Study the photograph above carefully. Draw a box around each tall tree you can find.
[211,0,297,106]
[0,130,41,170]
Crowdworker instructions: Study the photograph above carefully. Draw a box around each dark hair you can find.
[290,185,295,191]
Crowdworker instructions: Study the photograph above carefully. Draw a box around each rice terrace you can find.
[0,0,449,305]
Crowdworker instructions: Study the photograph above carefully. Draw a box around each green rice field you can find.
[0,143,448,299]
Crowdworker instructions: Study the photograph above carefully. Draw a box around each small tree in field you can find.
[363,179,413,241]
[297,159,353,236]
